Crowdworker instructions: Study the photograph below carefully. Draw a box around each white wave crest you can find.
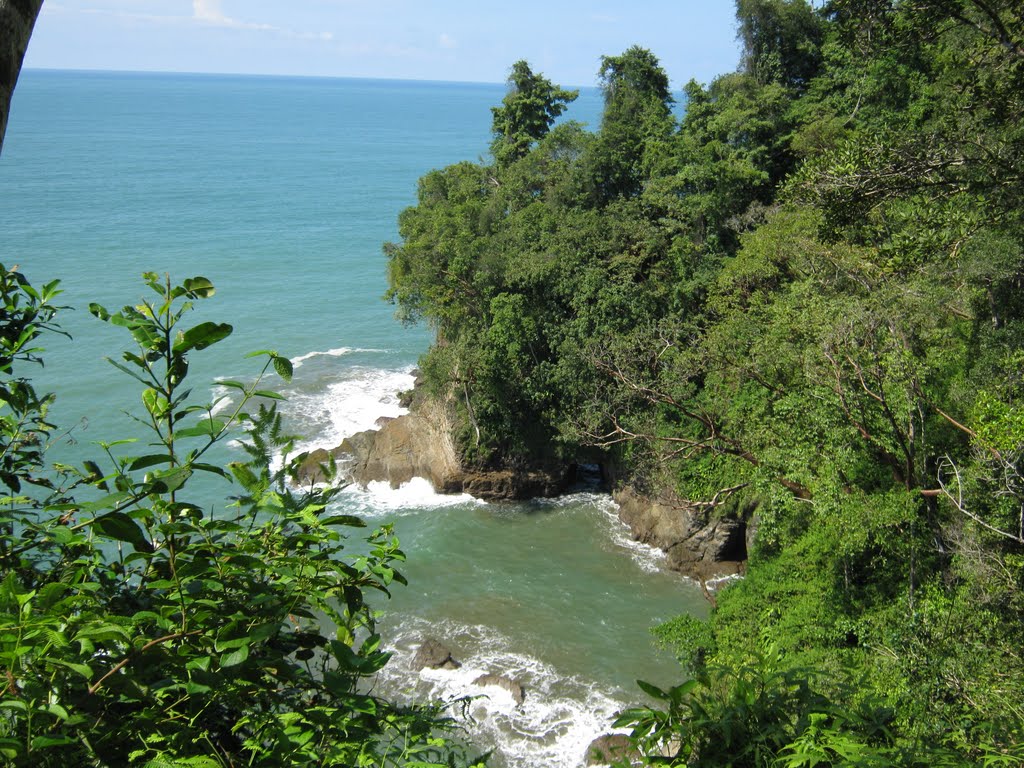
[337,477,484,517]
[288,366,416,454]
[289,346,383,369]
[597,499,669,574]
[208,380,236,417]
[379,618,630,768]
[290,346,352,368]
[529,492,668,574]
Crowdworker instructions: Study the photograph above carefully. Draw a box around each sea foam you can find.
[339,477,484,517]
[380,616,631,768]
[287,365,415,454]
[289,346,387,368]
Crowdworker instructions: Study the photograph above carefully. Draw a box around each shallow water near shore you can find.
[0,69,706,766]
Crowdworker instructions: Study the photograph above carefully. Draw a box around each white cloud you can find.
[192,0,275,31]
[66,4,333,45]
[438,32,456,50]
[192,0,225,23]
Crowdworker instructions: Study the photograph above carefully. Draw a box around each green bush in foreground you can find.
[0,266,483,767]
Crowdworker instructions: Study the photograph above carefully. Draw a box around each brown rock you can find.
[340,395,573,501]
[472,673,525,706]
[349,408,463,491]
[411,638,461,671]
[294,445,348,484]
[614,487,748,580]
[585,734,638,766]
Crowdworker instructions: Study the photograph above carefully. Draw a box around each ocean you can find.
[0,69,706,767]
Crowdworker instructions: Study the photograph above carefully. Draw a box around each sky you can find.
[25,1,743,89]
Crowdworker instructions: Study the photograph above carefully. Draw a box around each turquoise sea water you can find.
[0,70,707,767]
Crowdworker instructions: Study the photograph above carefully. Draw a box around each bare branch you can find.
[690,483,750,510]
[937,455,1024,544]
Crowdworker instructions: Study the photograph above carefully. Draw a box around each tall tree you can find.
[490,60,577,167]
[589,46,675,202]
[736,0,824,89]
[0,0,44,154]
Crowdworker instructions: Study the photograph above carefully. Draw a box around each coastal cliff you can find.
[613,487,748,580]
[298,393,575,502]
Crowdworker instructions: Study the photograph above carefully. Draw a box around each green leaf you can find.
[45,702,71,720]
[88,302,111,321]
[252,389,286,400]
[636,679,670,701]
[45,659,93,679]
[220,645,250,668]
[129,453,173,472]
[147,467,192,494]
[74,490,132,513]
[31,735,75,750]
[668,679,700,704]
[322,515,367,528]
[192,462,229,478]
[273,355,293,382]
[142,388,168,418]
[183,276,216,298]
[187,655,212,672]
[75,623,131,644]
[173,321,233,354]
[176,418,226,438]
[92,511,153,552]
[81,459,109,490]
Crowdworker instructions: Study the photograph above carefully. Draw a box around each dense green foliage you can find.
[386,2,1024,763]
[0,268,481,767]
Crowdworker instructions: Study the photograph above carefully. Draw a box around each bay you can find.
[0,69,705,767]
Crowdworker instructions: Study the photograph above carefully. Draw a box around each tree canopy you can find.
[490,59,578,167]
[387,2,1024,760]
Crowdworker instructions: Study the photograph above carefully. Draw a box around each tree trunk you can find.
[0,0,44,155]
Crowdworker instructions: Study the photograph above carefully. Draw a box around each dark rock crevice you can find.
[614,486,748,580]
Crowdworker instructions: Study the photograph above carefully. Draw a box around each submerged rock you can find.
[411,638,461,671]
[471,673,525,706]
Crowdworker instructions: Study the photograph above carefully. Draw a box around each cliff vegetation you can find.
[385,0,1024,762]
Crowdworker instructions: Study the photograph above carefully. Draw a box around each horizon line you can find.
[22,65,604,93]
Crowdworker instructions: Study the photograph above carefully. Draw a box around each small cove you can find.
[0,69,706,766]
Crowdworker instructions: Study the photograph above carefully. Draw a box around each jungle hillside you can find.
[385,0,1024,763]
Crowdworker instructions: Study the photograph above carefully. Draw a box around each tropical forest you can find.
[1,0,1024,766]
[385,0,1024,764]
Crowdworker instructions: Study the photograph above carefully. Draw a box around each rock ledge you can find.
[297,395,573,502]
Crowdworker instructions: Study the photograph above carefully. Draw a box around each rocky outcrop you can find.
[411,638,461,671]
[300,393,574,502]
[472,673,525,706]
[347,397,463,492]
[296,381,751,574]
[294,428,378,485]
[585,734,639,766]
[614,486,747,580]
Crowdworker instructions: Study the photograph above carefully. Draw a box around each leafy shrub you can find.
[0,267,483,767]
